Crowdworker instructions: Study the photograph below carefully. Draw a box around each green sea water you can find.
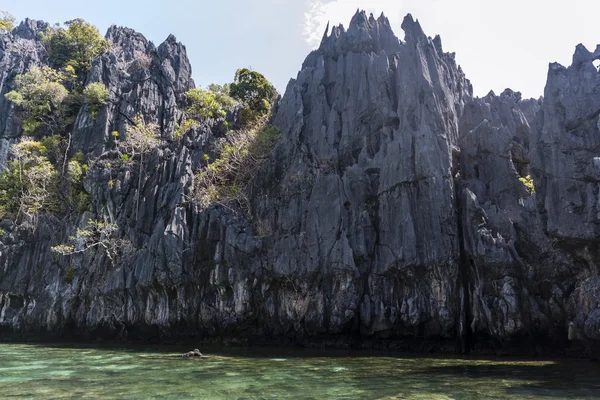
[0,343,599,399]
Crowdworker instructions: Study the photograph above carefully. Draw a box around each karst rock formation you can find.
[0,11,599,355]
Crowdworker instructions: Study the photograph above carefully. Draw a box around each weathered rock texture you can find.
[0,19,48,168]
[0,12,599,356]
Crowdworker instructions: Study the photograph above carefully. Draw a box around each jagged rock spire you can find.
[321,21,330,44]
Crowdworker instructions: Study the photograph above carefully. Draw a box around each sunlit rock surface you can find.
[0,11,599,356]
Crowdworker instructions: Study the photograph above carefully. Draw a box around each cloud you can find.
[303,0,405,47]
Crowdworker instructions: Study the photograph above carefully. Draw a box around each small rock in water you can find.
[181,349,203,357]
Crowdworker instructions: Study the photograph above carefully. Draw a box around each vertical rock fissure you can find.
[453,173,472,353]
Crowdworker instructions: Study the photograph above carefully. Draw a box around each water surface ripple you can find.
[1,344,599,399]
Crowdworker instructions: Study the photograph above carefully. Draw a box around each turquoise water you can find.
[0,344,599,399]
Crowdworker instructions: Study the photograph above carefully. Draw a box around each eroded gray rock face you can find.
[531,43,600,351]
[0,19,48,167]
[72,26,195,157]
[252,12,472,344]
[457,90,561,348]
[0,12,599,355]
[533,44,600,240]
[0,22,221,341]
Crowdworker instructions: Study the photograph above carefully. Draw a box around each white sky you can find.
[302,0,600,98]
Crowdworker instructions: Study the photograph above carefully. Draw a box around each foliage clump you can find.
[51,219,126,263]
[519,175,535,195]
[82,82,109,119]
[230,68,277,124]
[0,140,59,221]
[0,135,91,223]
[122,115,159,157]
[119,115,160,219]
[185,86,235,120]
[174,119,199,140]
[195,120,280,212]
[0,10,15,35]
[66,157,90,212]
[190,69,278,213]
[4,19,109,135]
[4,67,70,135]
[41,18,110,76]
[0,18,112,231]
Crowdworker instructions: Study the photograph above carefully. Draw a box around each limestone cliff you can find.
[0,12,599,356]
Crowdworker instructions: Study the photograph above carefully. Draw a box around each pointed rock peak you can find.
[321,21,330,44]
[316,9,400,57]
[369,13,377,25]
[105,24,123,39]
[349,9,369,29]
[500,88,521,101]
[158,33,187,59]
[572,43,600,66]
[14,18,48,40]
[325,23,344,41]
[377,12,390,26]
[401,13,426,42]
[402,13,415,25]
[432,34,443,53]
[483,90,497,102]
[106,25,148,47]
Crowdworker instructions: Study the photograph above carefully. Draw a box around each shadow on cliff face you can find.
[408,361,600,398]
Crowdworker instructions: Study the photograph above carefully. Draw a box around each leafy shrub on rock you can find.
[122,115,159,157]
[41,18,110,76]
[0,140,59,221]
[82,81,109,119]
[4,66,70,135]
[519,175,535,195]
[174,118,199,140]
[51,219,127,264]
[195,119,280,212]
[185,87,235,120]
[230,68,277,124]
[0,10,15,35]
[121,115,160,219]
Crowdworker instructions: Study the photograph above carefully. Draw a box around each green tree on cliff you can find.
[4,66,70,134]
[0,11,15,35]
[41,18,110,76]
[229,68,277,124]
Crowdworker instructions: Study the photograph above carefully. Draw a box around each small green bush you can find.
[0,10,15,35]
[0,140,59,219]
[185,87,235,120]
[66,158,90,212]
[4,67,70,135]
[51,219,126,264]
[174,118,199,140]
[195,121,280,212]
[83,82,108,104]
[0,138,90,221]
[82,82,109,119]
[67,159,83,185]
[519,175,535,195]
[122,115,159,156]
